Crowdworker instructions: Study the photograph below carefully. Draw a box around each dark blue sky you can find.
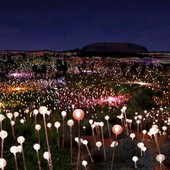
[0,0,170,51]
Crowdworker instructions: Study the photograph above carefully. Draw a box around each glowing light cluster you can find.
[9,72,33,79]
[93,95,128,107]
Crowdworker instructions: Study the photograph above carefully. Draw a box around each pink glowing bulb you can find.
[112,124,123,136]
[73,109,85,122]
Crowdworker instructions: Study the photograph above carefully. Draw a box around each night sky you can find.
[0,0,170,51]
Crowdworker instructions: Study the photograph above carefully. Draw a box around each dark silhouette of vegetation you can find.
[32,64,47,79]
[56,59,68,76]
[113,138,155,170]
[77,51,150,58]
[127,87,157,112]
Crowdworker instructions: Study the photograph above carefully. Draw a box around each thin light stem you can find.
[154,134,160,154]
[11,125,16,140]
[62,117,65,148]
[123,111,127,126]
[101,126,106,161]
[91,126,96,145]
[43,115,53,170]
[142,134,145,142]
[1,139,4,157]
[0,121,2,131]
[70,126,73,164]
[34,115,37,125]
[56,128,60,150]
[14,154,18,170]
[111,147,115,170]
[77,121,82,170]
[107,120,111,142]
[36,151,41,170]
[160,163,162,170]
[21,145,27,170]
[85,144,93,163]
[37,131,41,145]
[137,124,139,139]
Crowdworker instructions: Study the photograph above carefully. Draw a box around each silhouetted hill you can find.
[82,42,148,53]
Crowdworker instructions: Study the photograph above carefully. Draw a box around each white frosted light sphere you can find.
[92,124,95,129]
[96,141,102,149]
[142,130,147,135]
[74,137,79,143]
[54,121,61,128]
[132,156,138,162]
[0,130,8,139]
[39,106,47,115]
[10,121,15,126]
[149,127,159,135]
[14,112,19,118]
[99,122,104,127]
[83,140,88,145]
[152,124,158,129]
[117,114,123,119]
[10,146,19,155]
[74,137,83,143]
[17,145,22,153]
[33,109,39,115]
[0,114,5,121]
[7,113,13,120]
[137,142,144,149]
[162,126,167,131]
[17,136,25,144]
[46,110,51,116]
[121,106,127,112]
[47,123,52,128]
[20,119,25,124]
[156,154,165,163]
[82,160,88,167]
[130,133,135,140]
[110,141,118,148]
[136,120,141,124]
[61,111,67,117]
[35,124,41,131]
[105,115,109,120]
[89,119,93,125]
[0,158,7,169]
[67,119,74,127]
[43,151,51,160]
[33,143,40,151]
[141,146,147,152]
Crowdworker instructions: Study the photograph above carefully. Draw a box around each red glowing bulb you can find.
[112,124,123,136]
[73,109,85,122]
